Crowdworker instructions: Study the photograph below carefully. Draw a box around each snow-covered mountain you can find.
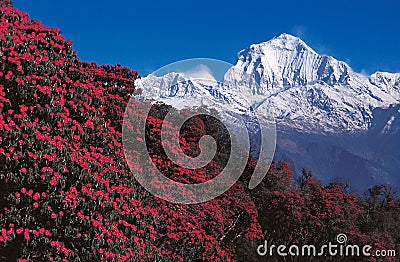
[135,33,400,190]
[223,33,400,133]
[135,72,248,114]
[138,33,400,134]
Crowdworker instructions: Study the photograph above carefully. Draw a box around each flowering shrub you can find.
[0,1,262,260]
[0,0,399,261]
[251,164,400,261]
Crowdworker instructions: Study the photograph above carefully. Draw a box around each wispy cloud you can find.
[360,69,370,76]
[289,25,307,38]
[184,64,217,81]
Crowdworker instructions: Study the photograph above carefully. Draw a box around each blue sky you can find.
[13,0,400,76]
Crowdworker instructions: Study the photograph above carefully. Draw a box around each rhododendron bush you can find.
[0,0,262,260]
[1,0,399,261]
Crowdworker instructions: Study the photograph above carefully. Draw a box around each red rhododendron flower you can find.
[32,192,40,201]
[24,229,30,240]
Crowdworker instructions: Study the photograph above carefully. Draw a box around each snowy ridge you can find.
[135,33,400,189]
[135,72,249,115]
[222,33,400,133]
[137,33,400,134]
[369,71,400,101]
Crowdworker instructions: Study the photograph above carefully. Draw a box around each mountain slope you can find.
[0,2,262,260]
[137,33,400,189]
[224,33,400,133]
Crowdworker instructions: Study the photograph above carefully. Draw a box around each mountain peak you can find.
[273,33,303,43]
[227,33,352,94]
[262,33,316,54]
